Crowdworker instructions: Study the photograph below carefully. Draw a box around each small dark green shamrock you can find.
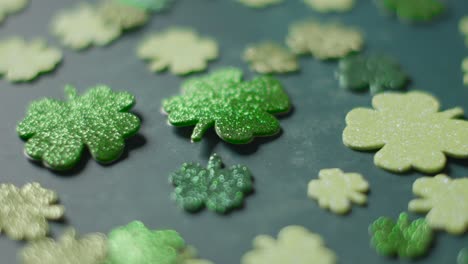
[337,53,408,94]
[162,67,291,144]
[17,85,141,170]
[459,248,468,264]
[170,153,253,214]
[380,0,445,22]
[370,212,433,259]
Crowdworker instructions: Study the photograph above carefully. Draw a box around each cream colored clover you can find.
[409,174,468,235]
[459,16,468,47]
[286,19,363,60]
[0,37,62,82]
[343,91,468,174]
[304,0,354,13]
[308,168,369,214]
[137,27,218,75]
[97,0,149,30]
[241,226,337,264]
[51,3,121,50]
[243,41,298,74]
[238,0,283,8]
[462,57,468,86]
[0,0,28,24]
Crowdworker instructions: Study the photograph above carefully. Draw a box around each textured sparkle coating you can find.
[308,168,369,214]
[343,91,468,174]
[0,183,64,240]
[460,17,468,47]
[238,0,283,8]
[286,19,363,60]
[409,174,468,235]
[138,27,218,75]
[21,228,107,264]
[241,226,337,264]
[380,0,445,22]
[117,0,172,11]
[462,58,468,86]
[243,41,299,74]
[0,0,27,24]
[370,213,433,258]
[163,68,291,144]
[337,53,408,94]
[17,85,141,170]
[106,221,185,264]
[98,0,149,30]
[170,153,253,214]
[0,37,62,82]
[304,0,355,13]
[459,248,468,264]
[51,3,121,50]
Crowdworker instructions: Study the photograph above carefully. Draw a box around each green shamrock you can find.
[459,248,468,264]
[106,221,185,264]
[370,212,433,258]
[380,0,445,22]
[170,153,253,214]
[337,53,408,94]
[116,0,172,11]
[17,85,141,170]
[162,68,291,144]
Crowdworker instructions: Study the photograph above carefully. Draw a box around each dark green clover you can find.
[337,53,408,94]
[459,248,468,264]
[170,153,253,214]
[380,0,445,22]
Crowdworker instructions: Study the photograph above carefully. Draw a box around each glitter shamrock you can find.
[243,41,299,74]
[137,27,218,75]
[307,168,369,214]
[409,174,468,235]
[162,68,291,144]
[337,53,408,94]
[0,0,28,24]
[0,37,62,82]
[51,3,121,50]
[241,225,337,264]
[286,19,363,60]
[116,0,172,11]
[304,0,355,13]
[106,221,185,264]
[21,228,107,264]
[238,0,283,8]
[370,212,433,258]
[459,248,468,264]
[459,17,468,47]
[343,91,468,174]
[170,153,253,214]
[0,183,64,240]
[97,0,149,30]
[17,85,141,170]
[462,57,468,86]
[379,0,445,22]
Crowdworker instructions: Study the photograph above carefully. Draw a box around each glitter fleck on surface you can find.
[337,53,408,94]
[459,248,468,264]
[0,183,64,241]
[379,0,445,22]
[409,174,468,235]
[170,153,253,214]
[17,85,141,170]
[303,0,355,13]
[308,168,369,214]
[238,0,283,8]
[243,41,299,74]
[97,0,149,30]
[116,0,172,11]
[343,91,468,174]
[241,225,337,264]
[162,67,291,144]
[370,212,433,258]
[0,37,62,82]
[21,228,107,264]
[0,0,28,24]
[286,19,363,60]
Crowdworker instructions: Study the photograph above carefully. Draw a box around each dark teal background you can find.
[0,0,467,263]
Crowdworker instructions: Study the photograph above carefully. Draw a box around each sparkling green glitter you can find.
[459,248,468,264]
[21,228,107,264]
[337,53,408,94]
[162,68,291,144]
[116,0,172,11]
[243,41,299,74]
[0,183,64,241]
[370,212,433,258]
[17,85,141,170]
[106,221,185,264]
[170,153,253,214]
[380,0,445,22]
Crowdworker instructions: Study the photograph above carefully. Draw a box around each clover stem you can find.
[64,85,77,100]
[191,120,212,142]
[440,107,464,118]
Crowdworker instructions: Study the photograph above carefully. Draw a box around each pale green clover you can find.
[343,91,468,174]
[409,174,468,235]
[97,0,149,30]
[308,168,369,214]
[51,3,121,50]
[0,37,62,82]
[460,16,468,47]
[462,57,468,86]
[304,0,355,13]
[0,0,28,24]
[243,41,299,74]
[238,0,283,8]
[138,27,218,75]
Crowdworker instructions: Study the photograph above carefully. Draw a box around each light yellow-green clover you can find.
[308,168,369,214]
[459,16,468,47]
[343,91,468,174]
[178,246,214,264]
[51,3,121,50]
[0,37,62,82]
[0,0,28,24]
[409,174,468,235]
[304,0,355,13]
[241,226,337,264]
[462,57,468,86]
[243,41,299,74]
[238,0,283,8]
[137,27,218,75]
[286,19,363,60]
[97,0,149,30]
